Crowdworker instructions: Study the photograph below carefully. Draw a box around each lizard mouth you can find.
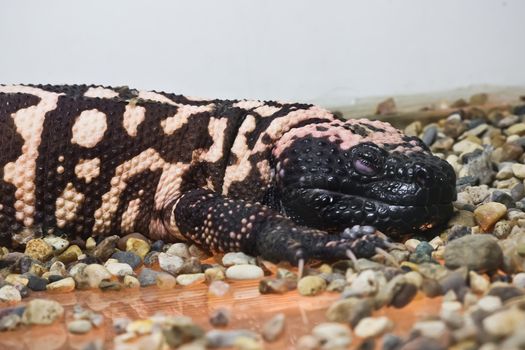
[281,187,455,236]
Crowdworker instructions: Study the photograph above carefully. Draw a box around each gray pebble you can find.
[138,268,159,287]
[111,251,142,269]
[444,234,503,272]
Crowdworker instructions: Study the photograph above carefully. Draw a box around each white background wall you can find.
[1,0,524,107]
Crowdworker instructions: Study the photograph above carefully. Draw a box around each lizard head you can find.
[272,118,456,236]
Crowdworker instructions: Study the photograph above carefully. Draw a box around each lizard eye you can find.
[351,144,384,176]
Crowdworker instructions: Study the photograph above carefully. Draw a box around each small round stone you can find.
[22,299,64,325]
[123,275,140,289]
[43,235,69,253]
[0,285,22,303]
[513,272,525,288]
[412,320,448,339]
[158,253,184,275]
[46,277,75,293]
[105,262,133,277]
[57,245,82,263]
[27,275,48,291]
[354,316,393,338]
[311,322,352,349]
[225,265,264,280]
[166,243,191,259]
[473,202,507,231]
[176,273,205,286]
[444,234,503,272]
[111,251,142,269]
[126,238,150,259]
[92,235,119,261]
[82,264,112,289]
[222,252,256,266]
[24,239,53,262]
[204,267,226,282]
[138,268,158,287]
[297,276,327,296]
[483,308,525,337]
[68,319,92,334]
[156,272,177,289]
[326,297,372,327]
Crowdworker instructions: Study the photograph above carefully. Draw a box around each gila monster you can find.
[0,84,456,264]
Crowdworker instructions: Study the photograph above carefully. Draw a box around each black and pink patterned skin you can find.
[0,84,456,263]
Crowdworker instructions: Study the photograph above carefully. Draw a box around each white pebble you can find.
[176,273,205,286]
[222,252,256,266]
[105,262,133,277]
[0,285,22,303]
[354,316,393,338]
[312,322,352,349]
[68,319,92,334]
[158,253,184,274]
[225,265,264,280]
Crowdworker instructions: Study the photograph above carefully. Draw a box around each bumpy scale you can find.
[0,84,456,264]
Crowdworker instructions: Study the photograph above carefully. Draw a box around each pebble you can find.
[412,320,448,339]
[24,239,53,262]
[85,237,96,250]
[343,270,380,297]
[111,251,142,269]
[49,261,68,277]
[204,267,226,282]
[477,295,503,312]
[43,235,69,253]
[0,314,21,331]
[138,268,159,287]
[150,240,164,252]
[483,308,525,337]
[22,299,64,325]
[27,275,48,291]
[259,278,289,294]
[126,238,150,259]
[158,253,184,275]
[0,285,22,303]
[180,257,203,274]
[513,272,525,288]
[506,123,525,135]
[261,313,285,342]
[444,234,503,272]
[404,239,421,252]
[46,277,75,293]
[176,273,205,286]
[166,243,191,259]
[92,235,119,261]
[296,335,320,350]
[222,252,256,266]
[57,245,82,263]
[326,297,372,327]
[123,275,140,289]
[68,319,93,334]
[297,276,327,296]
[156,272,177,289]
[354,316,393,338]
[469,271,490,293]
[105,262,133,277]
[311,322,352,349]
[5,274,29,287]
[473,202,507,231]
[205,329,258,348]
[82,264,112,289]
[225,265,264,280]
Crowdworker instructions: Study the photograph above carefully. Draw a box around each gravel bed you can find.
[1,95,525,349]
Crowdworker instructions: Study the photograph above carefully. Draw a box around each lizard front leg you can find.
[170,188,387,264]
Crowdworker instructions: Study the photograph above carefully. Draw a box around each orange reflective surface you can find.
[0,280,442,350]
